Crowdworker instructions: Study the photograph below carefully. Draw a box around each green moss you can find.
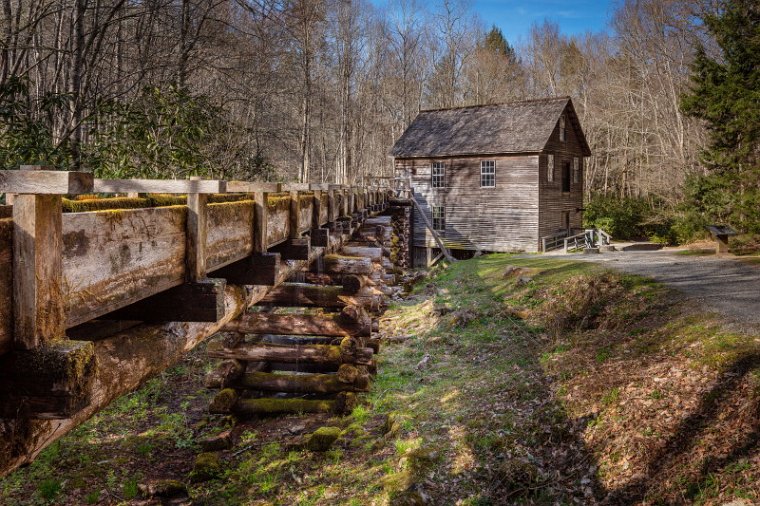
[189,452,222,483]
[305,426,342,451]
[63,197,151,212]
[208,388,238,414]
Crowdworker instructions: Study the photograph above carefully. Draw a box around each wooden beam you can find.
[319,254,374,275]
[93,178,226,194]
[104,278,226,322]
[13,193,66,349]
[280,183,311,191]
[211,252,280,286]
[0,169,94,195]
[0,340,95,419]
[235,371,369,394]
[226,181,280,193]
[222,308,372,337]
[186,176,207,281]
[269,237,310,260]
[207,339,373,365]
[258,283,345,308]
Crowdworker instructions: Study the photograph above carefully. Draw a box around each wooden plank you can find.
[280,183,311,191]
[309,183,330,191]
[104,278,226,322]
[62,206,187,328]
[227,181,280,193]
[13,194,66,349]
[0,170,94,195]
[266,193,290,247]
[298,192,313,233]
[258,283,345,308]
[205,200,254,270]
[93,178,226,194]
[186,177,207,281]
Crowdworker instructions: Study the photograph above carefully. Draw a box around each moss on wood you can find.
[305,426,341,451]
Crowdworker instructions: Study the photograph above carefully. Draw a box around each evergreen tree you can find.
[483,25,516,62]
[680,0,760,232]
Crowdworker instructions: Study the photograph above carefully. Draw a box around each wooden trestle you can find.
[0,166,398,477]
[204,215,396,417]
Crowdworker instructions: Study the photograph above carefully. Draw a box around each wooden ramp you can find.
[0,167,397,477]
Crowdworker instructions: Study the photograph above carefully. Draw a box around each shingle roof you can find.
[390,96,591,158]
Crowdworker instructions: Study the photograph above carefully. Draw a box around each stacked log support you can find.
[206,201,403,419]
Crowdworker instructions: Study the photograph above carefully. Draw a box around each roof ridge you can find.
[419,96,570,114]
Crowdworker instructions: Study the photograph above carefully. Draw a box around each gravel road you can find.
[558,249,760,331]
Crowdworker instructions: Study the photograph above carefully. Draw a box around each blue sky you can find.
[474,0,615,44]
[369,0,616,46]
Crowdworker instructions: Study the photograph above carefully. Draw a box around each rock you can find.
[334,392,358,414]
[516,276,533,286]
[305,426,342,451]
[189,452,222,483]
[208,388,238,414]
[416,354,432,370]
[198,430,232,452]
[138,479,188,499]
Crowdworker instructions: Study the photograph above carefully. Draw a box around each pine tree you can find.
[680,0,760,232]
[483,26,516,63]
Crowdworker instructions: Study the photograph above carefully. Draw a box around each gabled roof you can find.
[390,96,591,158]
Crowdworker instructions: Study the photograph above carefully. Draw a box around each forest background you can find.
[1,0,758,245]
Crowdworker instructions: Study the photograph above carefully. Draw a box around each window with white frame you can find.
[559,116,566,142]
[431,162,445,188]
[572,157,581,184]
[432,206,445,231]
[480,160,495,187]
[547,154,555,182]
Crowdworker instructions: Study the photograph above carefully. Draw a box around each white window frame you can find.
[431,162,445,188]
[480,160,496,188]
[547,154,554,182]
[559,116,566,142]
[432,205,445,232]
[573,157,580,184]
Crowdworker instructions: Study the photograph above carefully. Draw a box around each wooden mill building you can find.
[391,96,591,265]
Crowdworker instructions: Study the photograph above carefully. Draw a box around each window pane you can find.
[480,161,495,187]
[432,162,445,188]
[432,206,445,231]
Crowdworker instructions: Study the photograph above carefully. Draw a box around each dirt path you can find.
[560,249,760,332]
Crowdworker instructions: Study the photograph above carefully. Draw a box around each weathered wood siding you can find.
[62,206,188,327]
[206,200,254,270]
[0,219,12,355]
[396,154,540,253]
[538,105,586,240]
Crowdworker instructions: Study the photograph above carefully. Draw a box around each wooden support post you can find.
[222,305,372,337]
[289,190,300,239]
[253,191,267,254]
[12,193,65,349]
[187,176,207,281]
[312,189,322,229]
[327,188,336,224]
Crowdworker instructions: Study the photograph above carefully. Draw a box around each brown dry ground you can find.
[0,254,757,505]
